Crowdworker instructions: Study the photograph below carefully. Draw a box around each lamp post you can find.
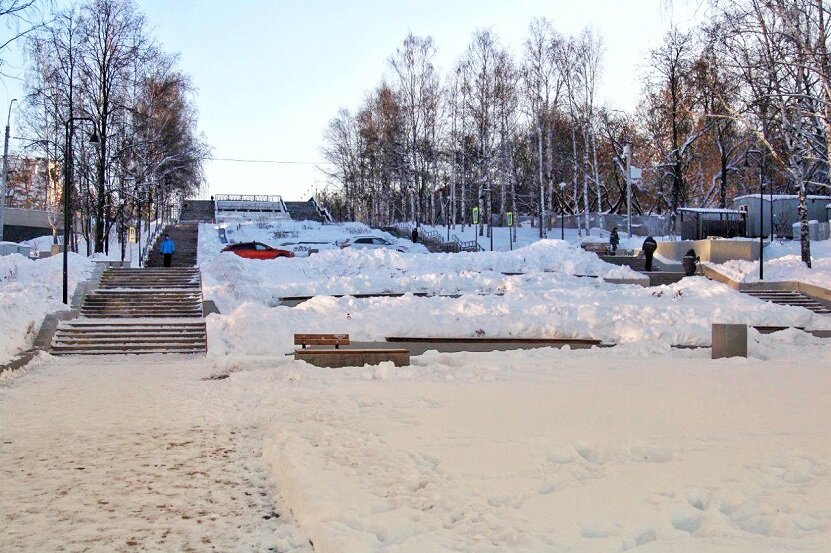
[0,98,17,242]
[480,188,493,251]
[63,117,98,305]
[623,142,633,238]
[559,182,567,240]
[745,149,764,280]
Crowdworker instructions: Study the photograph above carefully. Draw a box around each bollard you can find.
[712,324,747,359]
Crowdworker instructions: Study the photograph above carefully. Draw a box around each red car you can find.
[222,241,295,259]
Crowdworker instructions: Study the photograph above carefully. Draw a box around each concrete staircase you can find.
[179,199,215,223]
[51,267,207,355]
[284,200,326,223]
[146,224,199,268]
[740,289,831,315]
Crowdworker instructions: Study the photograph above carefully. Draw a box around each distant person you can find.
[160,234,175,267]
[642,235,657,271]
[683,248,700,276]
[609,227,620,255]
[411,227,419,243]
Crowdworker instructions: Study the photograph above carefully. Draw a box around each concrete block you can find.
[712,323,747,359]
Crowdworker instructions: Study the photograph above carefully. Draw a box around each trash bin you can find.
[683,248,699,276]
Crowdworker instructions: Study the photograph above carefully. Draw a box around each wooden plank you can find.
[295,349,409,368]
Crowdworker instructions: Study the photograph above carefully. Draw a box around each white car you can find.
[338,235,409,252]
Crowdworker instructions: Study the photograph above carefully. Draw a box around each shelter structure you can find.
[677,207,746,240]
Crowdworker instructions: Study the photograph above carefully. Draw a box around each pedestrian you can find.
[642,235,657,271]
[609,227,620,255]
[683,248,700,276]
[160,234,175,267]
[411,226,419,243]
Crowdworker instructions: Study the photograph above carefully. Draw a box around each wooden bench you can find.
[294,333,349,349]
[580,242,611,255]
[293,333,410,368]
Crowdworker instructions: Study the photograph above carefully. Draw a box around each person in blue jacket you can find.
[160,234,175,267]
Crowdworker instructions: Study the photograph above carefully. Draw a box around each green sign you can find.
[472,207,479,225]
[507,211,513,226]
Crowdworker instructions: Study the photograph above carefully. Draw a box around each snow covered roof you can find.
[677,207,742,214]
[734,194,831,201]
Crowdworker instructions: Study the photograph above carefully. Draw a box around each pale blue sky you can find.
[1,0,702,200]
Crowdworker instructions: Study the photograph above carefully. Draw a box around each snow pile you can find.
[0,253,93,364]
[205,275,829,357]
[200,222,642,314]
[711,239,831,287]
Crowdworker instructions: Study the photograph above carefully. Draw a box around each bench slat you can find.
[294,333,350,347]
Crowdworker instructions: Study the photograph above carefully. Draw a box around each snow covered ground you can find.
[242,335,831,552]
[1,219,830,552]
[0,355,311,552]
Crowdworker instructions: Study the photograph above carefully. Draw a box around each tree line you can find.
[321,1,831,265]
[5,0,208,255]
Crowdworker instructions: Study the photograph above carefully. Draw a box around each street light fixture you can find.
[63,116,99,305]
[0,98,18,243]
[745,149,764,280]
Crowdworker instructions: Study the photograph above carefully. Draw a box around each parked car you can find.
[276,240,338,257]
[221,241,294,259]
[337,236,409,252]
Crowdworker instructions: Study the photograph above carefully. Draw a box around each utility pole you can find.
[624,142,633,238]
[0,99,17,242]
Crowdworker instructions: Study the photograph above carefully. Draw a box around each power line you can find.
[208,157,330,165]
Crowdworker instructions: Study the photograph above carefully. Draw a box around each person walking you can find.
[642,235,657,272]
[609,227,620,255]
[411,226,419,243]
[160,234,175,267]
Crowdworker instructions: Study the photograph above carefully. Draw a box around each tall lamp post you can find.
[745,149,764,280]
[0,98,18,242]
[63,117,98,305]
[480,188,493,251]
[623,142,633,238]
[559,182,567,240]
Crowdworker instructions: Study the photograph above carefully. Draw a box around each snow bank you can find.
[711,239,831,287]
[0,253,93,364]
[199,221,641,313]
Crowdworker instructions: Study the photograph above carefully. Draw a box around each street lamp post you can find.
[559,182,567,240]
[62,117,98,305]
[480,188,493,251]
[745,149,764,280]
[623,142,633,238]
[0,98,17,242]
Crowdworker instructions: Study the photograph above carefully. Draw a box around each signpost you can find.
[507,211,513,250]
[472,207,479,251]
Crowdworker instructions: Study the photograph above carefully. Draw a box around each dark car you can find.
[222,241,294,259]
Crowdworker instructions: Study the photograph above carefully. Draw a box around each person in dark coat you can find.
[683,248,700,276]
[609,227,620,255]
[411,227,419,243]
[160,234,175,267]
[642,235,657,271]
